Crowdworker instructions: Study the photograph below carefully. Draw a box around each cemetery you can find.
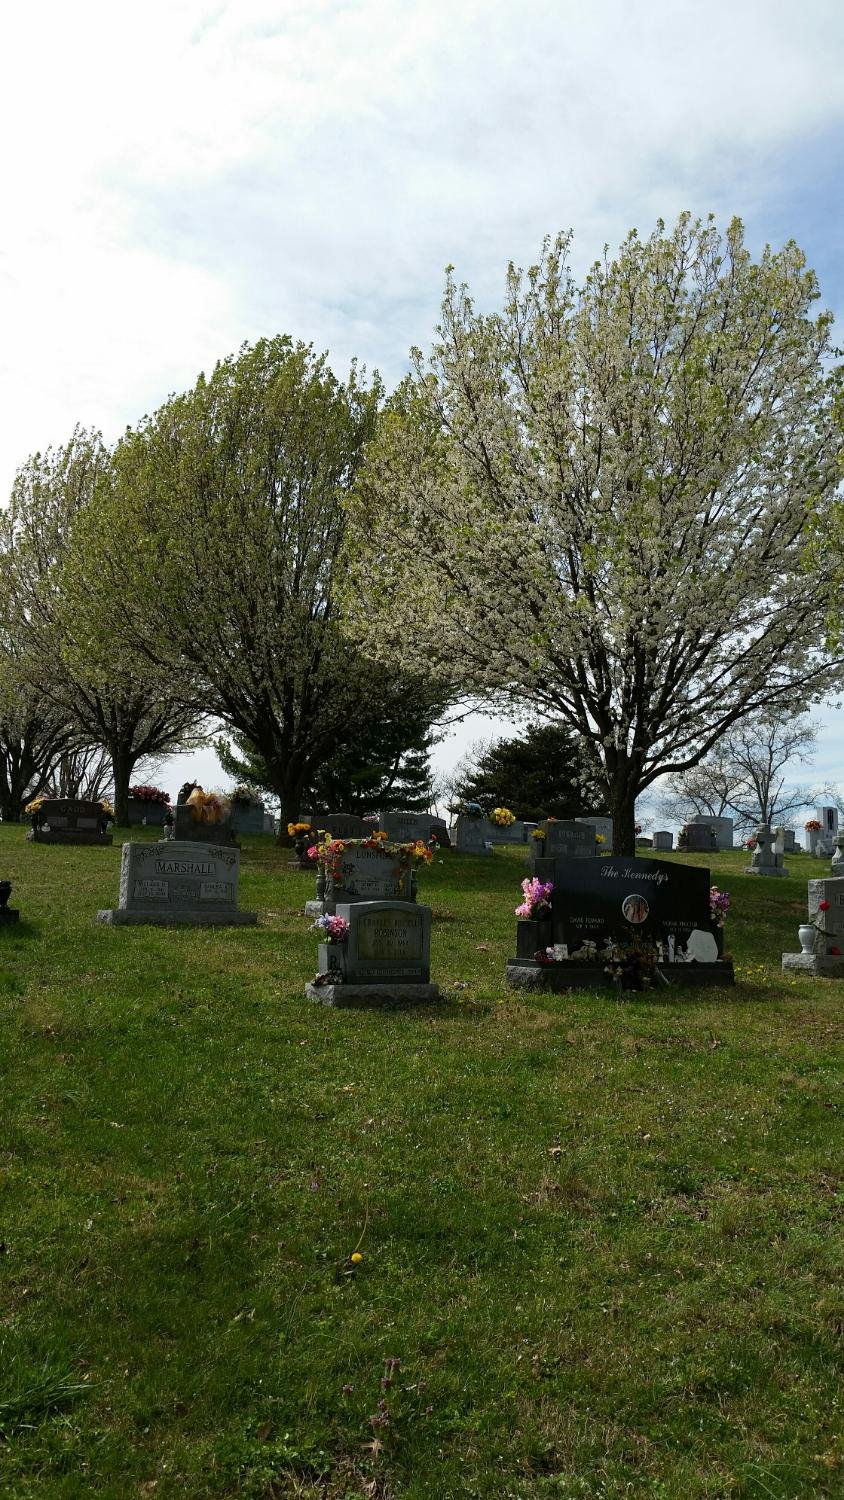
[1,817,842,1494]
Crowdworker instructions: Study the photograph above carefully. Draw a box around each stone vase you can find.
[798,923,817,955]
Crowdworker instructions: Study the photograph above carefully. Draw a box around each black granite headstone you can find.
[538,854,722,953]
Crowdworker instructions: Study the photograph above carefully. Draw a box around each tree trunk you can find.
[276,782,305,846]
[110,743,135,825]
[610,778,638,856]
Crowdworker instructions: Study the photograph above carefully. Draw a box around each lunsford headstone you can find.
[507,855,733,990]
[782,876,844,977]
[96,841,257,926]
[305,843,414,917]
[306,900,440,1007]
[27,798,112,846]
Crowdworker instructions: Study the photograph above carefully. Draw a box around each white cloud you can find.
[2,0,842,788]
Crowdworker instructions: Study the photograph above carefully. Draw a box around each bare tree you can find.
[658,713,817,832]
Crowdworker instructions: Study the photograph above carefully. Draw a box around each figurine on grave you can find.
[746,823,788,877]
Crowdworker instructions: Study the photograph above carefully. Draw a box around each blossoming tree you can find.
[341,216,844,853]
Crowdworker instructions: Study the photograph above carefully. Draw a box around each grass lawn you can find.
[0,827,842,1498]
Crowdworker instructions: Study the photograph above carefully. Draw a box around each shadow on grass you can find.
[0,919,39,941]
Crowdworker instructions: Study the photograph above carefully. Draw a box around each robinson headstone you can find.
[306,899,440,1007]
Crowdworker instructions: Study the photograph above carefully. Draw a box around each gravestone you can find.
[815,805,839,856]
[230,800,266,834]
[454,815,494,855]
[746,823,787,877]
[96,841,257,926]
[652,831,673,851]
[689,815,734,850]
[636,835,653,848]
[171,803,238,848]
[305,843,415,917]
[126,798,169,827]
[306,900,440,1007]
[313,813,368,839]
[507,854,733,991]
[486,819,529,845]
[684,824,716,853]
[379,811,451,847]
[781,829,798,853]
[832,832,844,872]
[782,876,844,977]
[576,815,613,844]
[537,820,596,859]
[27,798,112,846]
[263,812,276,834]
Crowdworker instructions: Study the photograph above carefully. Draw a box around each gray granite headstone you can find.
[576,815,613,844]
[652,831,673,851]
[305,844,414,916]
[378,811,450,846]
[684,824,716,853]
[307,899,440,1006]
[96,840,257,925]
[782,876,844,976]
[314,813,368,839]
[689,815,733,850]
[454,815,493,854]
[540,821,596,858]
[28,798,112,846]
[746,823,787,877]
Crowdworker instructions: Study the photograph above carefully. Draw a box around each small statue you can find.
[177,781,201,806]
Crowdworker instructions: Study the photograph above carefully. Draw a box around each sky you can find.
[2,0,843,813]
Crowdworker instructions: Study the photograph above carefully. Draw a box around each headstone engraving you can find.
[539,821,596,858]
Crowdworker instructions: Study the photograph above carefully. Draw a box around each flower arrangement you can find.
[515,876,554,919]
[312,913,350,943]
[491,806,516,827]
[531,827,546,841]
[309,833,434,886]
[744,834,757,851]
[804,819,822,832]
[288,821,313,837]
[100,800,114,815]
[129,784,170,804]
[186,788,228,825]
[709,885,731,927]
[459,802,484,818]
[24,796,46,814]
[595,833,605,845]
[604,940,657,991]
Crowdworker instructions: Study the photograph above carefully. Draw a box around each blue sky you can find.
[2,0,843,806]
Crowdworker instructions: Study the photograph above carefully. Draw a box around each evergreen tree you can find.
[453,723,604,822]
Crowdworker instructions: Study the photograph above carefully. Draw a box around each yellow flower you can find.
[350,1251,363,1264]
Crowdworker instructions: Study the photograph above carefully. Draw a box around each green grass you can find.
[0,828,842,1498]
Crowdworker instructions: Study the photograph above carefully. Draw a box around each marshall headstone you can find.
[306,899,440,1007]
[96,841,257,926]
[506,855,733,991]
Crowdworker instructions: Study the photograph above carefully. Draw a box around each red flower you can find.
[830,946,841,957]
[818,900,830,911]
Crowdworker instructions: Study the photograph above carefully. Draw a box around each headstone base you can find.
[305,981,441,1008]
[505,958,735,991]
[781,953,844,977]
[96,908,257,926]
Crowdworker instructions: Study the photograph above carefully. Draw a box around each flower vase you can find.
[798,924,817,955]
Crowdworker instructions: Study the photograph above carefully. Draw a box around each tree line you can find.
[2,214,841,851]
